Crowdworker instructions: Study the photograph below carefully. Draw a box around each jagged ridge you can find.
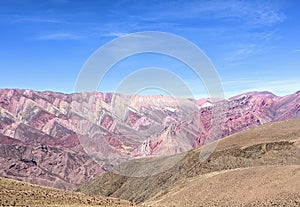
[0,89,299,190]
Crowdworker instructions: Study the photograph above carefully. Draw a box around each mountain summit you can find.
[0,89,299,189]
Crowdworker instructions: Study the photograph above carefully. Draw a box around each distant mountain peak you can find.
[0,88,299,190]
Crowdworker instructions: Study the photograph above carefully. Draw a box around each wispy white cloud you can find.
[223,30,278,42]
[96,1,284,66]
[293,49,300,53]
[36,33,82,40]
[221,30,278,64]
[91,0,284,38]
[224,44,264,63]
[143,0,285,27]
[164,78,300,99]
[101,32,129,38]
[14,17,66,24]
[2,14,67,24]
[223,79,300,98]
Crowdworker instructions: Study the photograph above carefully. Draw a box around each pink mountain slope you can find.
[0,89,299,190]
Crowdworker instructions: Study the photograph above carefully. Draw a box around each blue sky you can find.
[0,0,299,98]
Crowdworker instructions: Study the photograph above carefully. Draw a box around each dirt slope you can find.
[146,165,300,206]
[78,118,300,205]
[0,177,135,207]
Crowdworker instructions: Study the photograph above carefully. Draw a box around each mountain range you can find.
[0,89,299,190]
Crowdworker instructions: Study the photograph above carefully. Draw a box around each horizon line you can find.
[0,87,299,100]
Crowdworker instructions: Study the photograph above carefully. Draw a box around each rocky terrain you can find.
[0,89,300,190]
[78,118,300,206]
[146,165,300,207]
[0,176,135,207]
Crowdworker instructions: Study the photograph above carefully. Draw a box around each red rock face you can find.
[0,89,299,190]
[29,110,56,130]
[100,115,114,130]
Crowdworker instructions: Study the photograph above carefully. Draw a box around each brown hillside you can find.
[0,177,135,207]
[78,118,300,205]
[146,165,300,207]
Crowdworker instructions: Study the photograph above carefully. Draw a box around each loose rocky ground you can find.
[0,177,135,207]
[145,165,300,206]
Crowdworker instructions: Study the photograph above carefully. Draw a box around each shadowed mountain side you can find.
[77,118,300,204]
[0,142,102,190]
